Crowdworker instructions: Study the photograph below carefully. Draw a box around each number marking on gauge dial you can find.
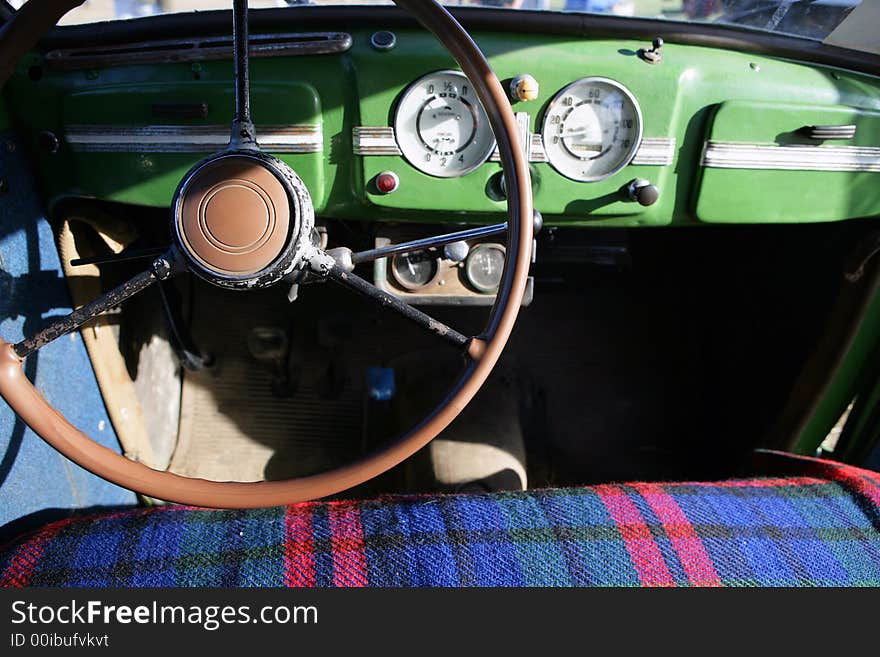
[394,70,496,178]
[542,77,643,182]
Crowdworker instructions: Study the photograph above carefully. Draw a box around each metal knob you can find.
[509,74,539,102]
[639,36,663,64]
[627,179,659,206]
[443,240,470,263]
[532,209,543,235]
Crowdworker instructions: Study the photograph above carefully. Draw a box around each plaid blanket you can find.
[2,451,879,587]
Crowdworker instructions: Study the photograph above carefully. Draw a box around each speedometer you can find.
[394,70,496,178]
[541,77,643,182]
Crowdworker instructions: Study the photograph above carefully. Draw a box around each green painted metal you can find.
[837,364,880,463]
[696,101,880,224]
[792,288,880,455]
[4,29,879,225]
[58,79,326,207]
[1,23,879,459]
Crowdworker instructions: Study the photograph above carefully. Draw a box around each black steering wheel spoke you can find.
[339,211,541,267]
[230,0,257,149]
[325,264,471,350]
[0,0,531,506]
[12,251,181,359]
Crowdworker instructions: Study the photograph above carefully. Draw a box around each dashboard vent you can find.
[46,32,352,71]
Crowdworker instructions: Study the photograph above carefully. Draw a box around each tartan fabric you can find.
[2,451,880,587]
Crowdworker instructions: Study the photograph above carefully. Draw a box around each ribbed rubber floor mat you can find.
[168,282,363,483]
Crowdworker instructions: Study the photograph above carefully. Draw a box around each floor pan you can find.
[168,282,365,483]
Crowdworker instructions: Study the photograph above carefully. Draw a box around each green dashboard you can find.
[6,18,880,227]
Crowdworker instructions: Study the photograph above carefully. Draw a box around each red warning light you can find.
[376,171,399,194]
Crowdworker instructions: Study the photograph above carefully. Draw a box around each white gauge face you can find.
[394,71,496,178]
[465,243,506,293]
[542,78,643,182]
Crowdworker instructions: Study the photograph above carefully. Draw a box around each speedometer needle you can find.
[560,128,596,137]
[560,135,603,151]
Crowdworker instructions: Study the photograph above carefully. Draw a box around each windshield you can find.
[3,0,863,42]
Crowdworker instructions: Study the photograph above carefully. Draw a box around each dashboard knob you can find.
[509,74,539,102]
[639,37,663,64]
[627,179,660,206]
[444,240,470,263]
[370,31,397,51]
[532,209,543,235]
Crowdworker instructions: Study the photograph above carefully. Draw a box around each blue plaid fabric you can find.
[2,451,879,587]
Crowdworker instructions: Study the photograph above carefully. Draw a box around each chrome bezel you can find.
[370,30,397,51]
[541,77,644,183]
[464,243,506,294]
[393,69,497,179]
[170,150,314,290]
[390,251,441,291]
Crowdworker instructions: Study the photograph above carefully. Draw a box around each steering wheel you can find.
[0,0,533,507]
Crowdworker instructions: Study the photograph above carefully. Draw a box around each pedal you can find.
[246,326,296,398]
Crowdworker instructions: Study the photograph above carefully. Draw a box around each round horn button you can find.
[203,182,272,251]
[176,156,292,276]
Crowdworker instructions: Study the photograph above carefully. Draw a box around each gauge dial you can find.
[391,251,439,291]
[394,70,496,178]
[541,77,643,182]
[465,243,506,294]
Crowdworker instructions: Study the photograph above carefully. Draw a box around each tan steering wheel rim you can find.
[0,0,534,508]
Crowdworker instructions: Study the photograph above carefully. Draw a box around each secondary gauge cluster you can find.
[390,71,644,183]
[389,242,506,295]
[372,232,533,307]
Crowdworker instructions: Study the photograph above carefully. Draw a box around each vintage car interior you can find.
[1,0,880,586]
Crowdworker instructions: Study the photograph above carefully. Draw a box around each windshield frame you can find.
[4,4,879,76]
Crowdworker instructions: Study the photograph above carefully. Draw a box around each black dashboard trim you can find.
[38,7,880,78]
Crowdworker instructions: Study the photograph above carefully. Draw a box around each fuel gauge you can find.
[464,243,506,293]
[391,250,439,291]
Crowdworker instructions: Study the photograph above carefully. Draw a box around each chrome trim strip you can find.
[352,126,401,156]
[517,112,531,161]
[65,125,323,154]
[46,32,353,70]
[491,134,673,166]
[631,137,676,166]
[806,124,857,140]
[354,125,674,168]
[702,141,880,172]
[529,134,548,163]
[490,134,546,163]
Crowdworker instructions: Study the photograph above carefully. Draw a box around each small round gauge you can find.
[465,243,506,293]
[394,70,496,178]
[541,77,643,182]
[391,251,439,291]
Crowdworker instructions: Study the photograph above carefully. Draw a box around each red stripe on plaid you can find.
[670,477,828,489]
[595,485,675,587]
[631,483,722,586]
[0,518,78,588]
[283,504,316,587]
[756,450,880,506]
[328,501,367,587]
[820,465,880,508]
